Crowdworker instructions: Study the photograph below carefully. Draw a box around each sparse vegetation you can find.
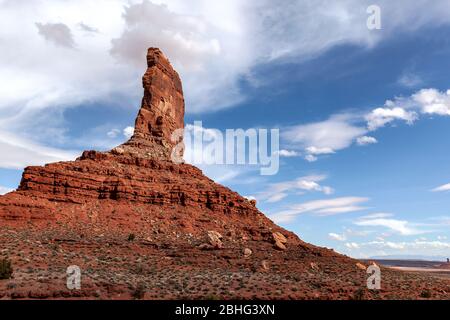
[132,282,146,300]
[127,233,136,242]
[202,294,220,300]
[352,288,366,300]
[0,258,13,280]
[420,289,432,299]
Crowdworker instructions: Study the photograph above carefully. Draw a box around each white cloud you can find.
[271,196,369,223]
[284,87,450,161]
[259,175,334,204]
[123,126,134,139]
[2,1,450,169]
[305,146,335,155]
[0,186,13,195]
[274,149,300,157]
[107,128,121,138]
[366,88,450,131]
[366,106,418,131]
[356,136,378,146]
[341,239,450,259]
[0,130,79,169]
[345,242,360,249]
[329,232,346,241]
[413,88,450,116]
[304,154,318,162]
[432,183,450,192]
[354,213,424,236]
[283,114,367,161]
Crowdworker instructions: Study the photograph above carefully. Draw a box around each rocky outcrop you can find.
[0,48,289,243]
[272,232,288,250]
[122,48,185,161]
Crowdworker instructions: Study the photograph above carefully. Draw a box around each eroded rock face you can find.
[0,48,280,239]
[115,47,185,161]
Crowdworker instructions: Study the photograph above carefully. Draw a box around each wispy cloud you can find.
[354,213,425,236]
[398,72,423,88]
[0,130,79,169]
[271,196,369,223]
[342,239,450,259]
[328,232,346,241]
[258,175,334,204]
[432,183,450,192]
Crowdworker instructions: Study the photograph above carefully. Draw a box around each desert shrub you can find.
[132,283,146,300]
[420,289,432,299]
[0,258,13,280]
[352,288,366,300]
[127,233,136,242]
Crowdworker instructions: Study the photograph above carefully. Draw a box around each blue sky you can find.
[1,0,450,259]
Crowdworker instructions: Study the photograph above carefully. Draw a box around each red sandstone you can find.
[0,48,449,300]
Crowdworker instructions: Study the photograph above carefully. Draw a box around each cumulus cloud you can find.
[284,87,450,161]
[366,105,418,131]
[271,196,369,223]
[413,88,450,116]
[356,136,378,146]
[123,126,134,139]
[35,22,75,48]
[366,88,450,131]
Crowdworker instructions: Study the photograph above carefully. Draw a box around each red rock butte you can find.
[1,48,449,300]
[0,47,286,240]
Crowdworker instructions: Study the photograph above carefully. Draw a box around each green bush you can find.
[0,258,13,280]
